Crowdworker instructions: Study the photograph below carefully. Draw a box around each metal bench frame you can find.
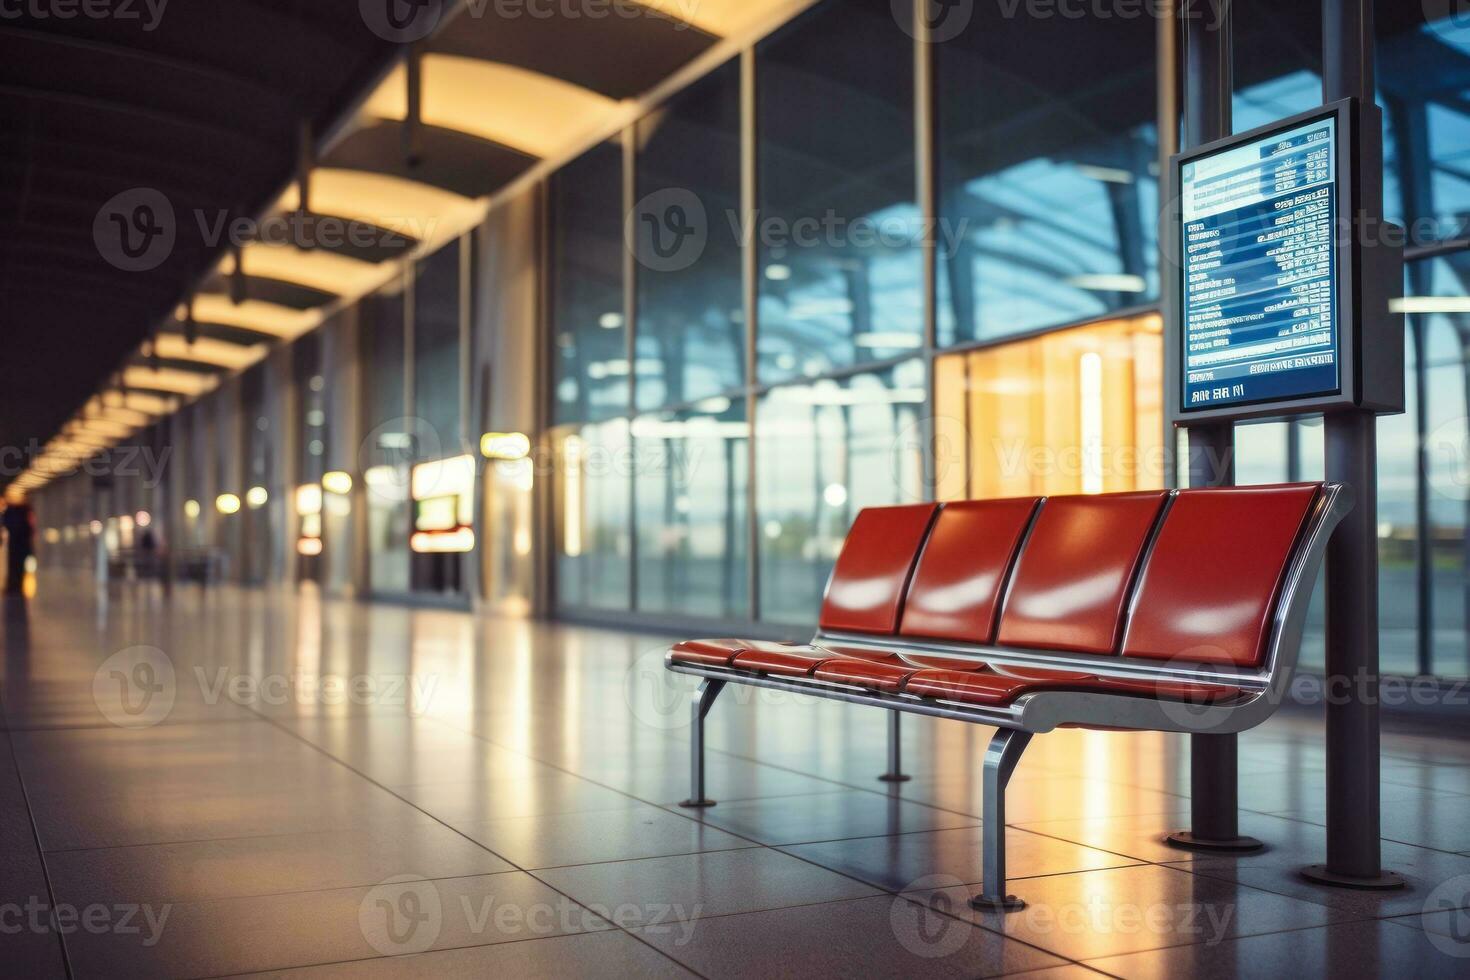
[666,483,1351,910]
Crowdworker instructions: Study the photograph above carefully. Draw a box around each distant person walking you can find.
[2,497,35,595]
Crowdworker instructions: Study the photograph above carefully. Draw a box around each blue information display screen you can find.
[1179,116,1338,410]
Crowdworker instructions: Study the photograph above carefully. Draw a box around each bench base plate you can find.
[1300,864,1406,890]
[1165,830,1264,853]
[678,799,716,808]
[969,894,1026,913]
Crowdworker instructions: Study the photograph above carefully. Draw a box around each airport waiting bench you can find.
[666,482,1349,911]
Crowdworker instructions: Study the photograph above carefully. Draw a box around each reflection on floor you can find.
[2,575,1469,978]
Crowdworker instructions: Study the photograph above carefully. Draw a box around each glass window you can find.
[756,0,920,382]
[553,419,632,610]
[551,142,627,424]
[359,287,411,594]
[413,240,463,455]
[936,9,1158,345]
[933,314,1164,499]
[633,399,748,618]
[756,359,926,625]
[294,331,326,485]
[634,59,744,411]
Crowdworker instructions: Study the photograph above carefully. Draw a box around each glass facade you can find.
[30,0,1470,689]
[936,7,1158,345]
[634,59,744,411]
[551,142,627,425]
[755,0,921,382]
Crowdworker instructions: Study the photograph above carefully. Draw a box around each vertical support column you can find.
[971,727,1032,913]
[1166,0,1261,855]
[1301,0,1404,891]
[679,678,725,808]
[878,710,910,782]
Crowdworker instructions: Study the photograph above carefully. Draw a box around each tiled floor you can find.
[2,577,1469,978]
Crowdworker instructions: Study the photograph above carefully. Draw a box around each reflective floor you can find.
[2,575,1469,978]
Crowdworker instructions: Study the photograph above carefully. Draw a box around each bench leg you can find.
[877,710,911,782]
[679,679,725,808]
[971,728,1032,913]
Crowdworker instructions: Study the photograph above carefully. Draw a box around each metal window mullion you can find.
[915,0,937,503]
[623,125,639,613]
[742,45,760,623]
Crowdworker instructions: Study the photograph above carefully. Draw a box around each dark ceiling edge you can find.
[12,34,412,492]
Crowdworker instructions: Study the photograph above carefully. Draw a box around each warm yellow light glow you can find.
[1079,351,1104,494]
[296,537,323,556]
[563,434,583,558]
[245,486,269,509]
[410,528,475,553]
[301,513,322,538]
[91,404,152,428]
[183,499,201,519]
[135,511,151,528]
[411,454,476,501]
[189,294,318,340]
[72,417,134,439]
[481,431,531,460]
[216,493,241,515]
[102,391,174,416]
[153,333,269,371]
[651,0,799,35]
[233,242,384,296]
[295,483,323,516]
[362,57,617,159]
[123,366,219,397]
[276,168,477,239]
[1392,296,1470,314]
[322,471,353,495]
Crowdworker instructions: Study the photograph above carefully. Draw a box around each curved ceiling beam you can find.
[229,242,386,297]
[275,168,478,239]
[149,334,269,372]
[359,55,618,159]
[185,294,319,341]
[121,366,220,398]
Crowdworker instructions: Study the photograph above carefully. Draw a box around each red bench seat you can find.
[665,482,1349,912]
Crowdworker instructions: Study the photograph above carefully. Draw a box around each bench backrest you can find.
[817,483,1331,677]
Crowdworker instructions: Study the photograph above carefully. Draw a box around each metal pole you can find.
[1302,0,1404,890]
[1166,0,1261,854]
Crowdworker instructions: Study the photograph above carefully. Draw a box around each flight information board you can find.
[1179,115,1339,411]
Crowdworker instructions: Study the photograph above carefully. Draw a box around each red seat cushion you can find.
[905,666,1241,707]
[819,503,939,634]
[813,656,916,692]
[732,645,829,676]
[996,491,1168,655]
[903,669,1041,704]
[669,638,752,667]
[899,497,1040,644]
[1122,483,1320,668]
